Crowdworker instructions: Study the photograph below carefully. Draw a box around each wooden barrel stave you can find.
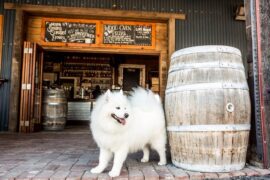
[168,131,249,172]
[166,89,250,126]
[165,45,251,172]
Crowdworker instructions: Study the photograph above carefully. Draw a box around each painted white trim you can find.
[167,124,251,132]
[171,45,241,59]
[168,62,244,73]
[172,160,245,172]
[165,82,249,94]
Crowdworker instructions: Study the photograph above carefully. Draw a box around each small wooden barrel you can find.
[165,46,251,172]
[42,89,67,131]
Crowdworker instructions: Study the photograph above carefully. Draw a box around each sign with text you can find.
[103,24,152,46]
[45,21,96,44]
[41,18,155,49]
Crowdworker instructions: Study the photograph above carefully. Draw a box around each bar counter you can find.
[67,99,96,121]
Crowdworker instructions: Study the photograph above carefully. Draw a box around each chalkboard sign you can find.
[45,21,96,44]
[103,24,152,46]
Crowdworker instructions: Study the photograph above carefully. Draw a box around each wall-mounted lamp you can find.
[235,5,245,21]
[112,4,117,9]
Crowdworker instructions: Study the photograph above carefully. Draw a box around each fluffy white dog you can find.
[90,87,167,177]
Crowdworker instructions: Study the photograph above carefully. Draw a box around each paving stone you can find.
[1,169,24,179]
[127,168,144,180]
[166,165,189,180]
[56,164,74,171]
[82,170,98,180]
[153,164,174,179]
[16,170,40,180]
[229,170,246,177]
[75,154,92,165]
[50,170,70,180]
[203,172,219,179]
[140,163,159,180]
[185,171,204,180]
[71,164,90,171]
[44,164,60,171]
[32,170,55,180]
[248,165,270,176]
[97,173,112,180]
[241,167,260,176]
[126,159,144,180]
[0,171,7,176]
[66,170,85,180]
[217,172,231,179]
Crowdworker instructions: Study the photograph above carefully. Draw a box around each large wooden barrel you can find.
[42,89,67,131]
[165,45,251,172]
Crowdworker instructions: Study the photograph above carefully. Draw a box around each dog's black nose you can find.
[124,113,129,118]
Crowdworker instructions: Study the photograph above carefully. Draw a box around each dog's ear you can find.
[105,89,111,102]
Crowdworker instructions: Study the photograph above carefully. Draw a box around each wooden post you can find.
[168,18,176,60]
[9,10,24,132]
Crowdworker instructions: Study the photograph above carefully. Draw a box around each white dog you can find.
[90,87,167,177]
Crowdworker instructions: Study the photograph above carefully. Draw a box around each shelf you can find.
[60,76,79,79]
[62,69,111,72]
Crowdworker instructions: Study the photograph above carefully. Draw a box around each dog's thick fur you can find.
[90,87,167,177]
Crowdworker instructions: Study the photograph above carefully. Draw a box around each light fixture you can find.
[235,5,245,21]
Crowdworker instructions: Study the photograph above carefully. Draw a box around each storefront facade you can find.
[2,0,269,168]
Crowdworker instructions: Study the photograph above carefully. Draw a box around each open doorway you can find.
[40,51,159,129]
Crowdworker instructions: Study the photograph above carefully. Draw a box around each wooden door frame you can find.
[118,64,146,89]
[6,3,185,132]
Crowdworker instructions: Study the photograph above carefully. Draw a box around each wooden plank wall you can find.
[26,16,168,98]
[0,15,3,73]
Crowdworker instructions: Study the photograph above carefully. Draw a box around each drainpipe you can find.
[255,0,268,168]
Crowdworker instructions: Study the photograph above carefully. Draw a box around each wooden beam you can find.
[0,15,3,73]
[4,3,185,21]
[168,18,176,62]
[43,46,161,55]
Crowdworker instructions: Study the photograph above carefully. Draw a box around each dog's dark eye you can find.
[116,107,120,110]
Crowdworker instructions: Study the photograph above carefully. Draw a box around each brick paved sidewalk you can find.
[0,126,269,180]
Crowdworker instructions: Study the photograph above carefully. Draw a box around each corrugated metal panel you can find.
[175,0,247,70]
[0,10,15,131]
[0,1,3,14]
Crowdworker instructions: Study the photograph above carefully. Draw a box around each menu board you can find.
[45,21,96,44]
[103,24,152,46]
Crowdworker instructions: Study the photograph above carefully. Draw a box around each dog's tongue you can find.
[111,114,126,125]
[119,118,126,125]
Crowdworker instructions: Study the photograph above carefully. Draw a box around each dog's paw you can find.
[108,170,120,177]
[158,160,167,166]
[141,158,149,163]
[91,167,103,174]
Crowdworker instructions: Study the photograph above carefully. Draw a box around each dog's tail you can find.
[130,87,162,111]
